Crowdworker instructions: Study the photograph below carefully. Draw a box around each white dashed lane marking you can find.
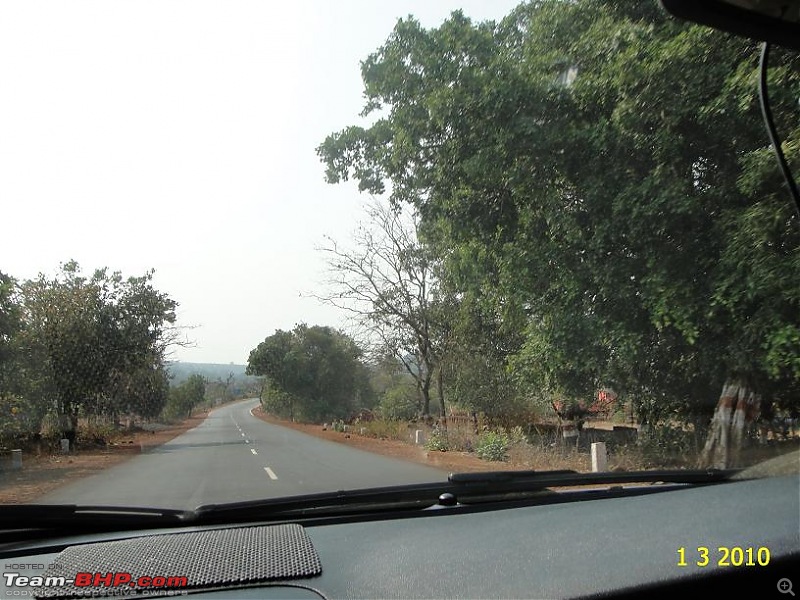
[264,467,278,480]
[250,448,258,456]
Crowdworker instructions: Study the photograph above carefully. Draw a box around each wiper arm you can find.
[192,482,455,524]
[0,469,739,535]
[447,468,739,489]
[0,504,190,531]
[191,468,739,525]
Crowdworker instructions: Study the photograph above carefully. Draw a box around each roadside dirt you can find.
[0,412,209,504]
[0,404,571,506]
[4,402,795,505]
[250,407,589,474]
[0,404,656,504]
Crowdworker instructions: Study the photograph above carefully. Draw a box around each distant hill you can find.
[165,362,260,386]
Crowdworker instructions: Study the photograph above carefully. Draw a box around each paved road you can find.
[41,399,447,509]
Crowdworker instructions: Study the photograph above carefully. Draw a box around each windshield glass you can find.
[0,0,797,512]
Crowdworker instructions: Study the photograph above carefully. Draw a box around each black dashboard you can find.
[0,473,797,598]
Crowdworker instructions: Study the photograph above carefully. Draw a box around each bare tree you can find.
[313,200,446,417]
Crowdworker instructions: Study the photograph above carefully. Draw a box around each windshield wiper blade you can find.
[192,482,454,524]
[447,468,739,489]
[191,468,739,525]
[0,504,189,531]
[0,469,739,534]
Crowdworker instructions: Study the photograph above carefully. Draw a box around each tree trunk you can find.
[437,365,445,417]
[700,380,761,468]
[417,363,433,417]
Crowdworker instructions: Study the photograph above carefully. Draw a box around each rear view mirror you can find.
[660,0,800,50]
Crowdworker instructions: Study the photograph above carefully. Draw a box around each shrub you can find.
[442,425,477,452]
[425,426,449,452]
[378,385,418,421]
[476,430,510,461]
[0,394,48,450]
[362,419,405,440]
[77,418,117,447]
[39,411,64,450]
[331,419,346,433]
[637,423,695,468]
[506,425,526,445]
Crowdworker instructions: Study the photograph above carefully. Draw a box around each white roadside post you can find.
[591,442,607,472]
[11,449,22,470]
[415,430,425,445]
[60,438,70,454]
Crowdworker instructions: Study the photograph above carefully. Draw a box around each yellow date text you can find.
[677,546,771,567]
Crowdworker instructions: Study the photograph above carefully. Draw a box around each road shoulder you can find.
[0,413,208,503]
[250,406,510,475]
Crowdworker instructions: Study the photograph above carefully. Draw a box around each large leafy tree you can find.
[162,373,206,421]
[108,362,171,420]
[0,271,21,390]
[247,325,373,423]
[246,329,299,418]
[0,271,38,448]
[19,261,179,446]
[318,1,799,466]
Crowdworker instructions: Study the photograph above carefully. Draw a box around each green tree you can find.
[247,325,372,423]
[19,261,179,447]
[0,272,42,449]
[369,353,420,420]
[318,1,800,466]
[0,271,22,396]
[163,373,206,421]
[439,292,528,421]
[109,362,170,421]
[246,329,299,418]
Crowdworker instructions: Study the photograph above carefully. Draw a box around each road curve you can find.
[40,399,447,510]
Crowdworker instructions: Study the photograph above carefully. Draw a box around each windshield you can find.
[0,0,797,512]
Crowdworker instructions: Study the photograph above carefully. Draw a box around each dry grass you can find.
[507,442,591,471]
[357,419,410,442]
[266,412,794,474]
[258,411,651,473]
[6,406,793,506]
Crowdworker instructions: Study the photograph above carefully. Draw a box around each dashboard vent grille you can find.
[33,523,322,598]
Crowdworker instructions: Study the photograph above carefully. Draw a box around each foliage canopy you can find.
[318,0,800,434]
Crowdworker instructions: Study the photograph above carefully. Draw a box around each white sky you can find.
[0,0,522,365]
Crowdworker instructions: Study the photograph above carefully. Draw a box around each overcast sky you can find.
[0,0,522,365]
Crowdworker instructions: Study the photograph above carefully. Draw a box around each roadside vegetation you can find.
[0,262,181,454]
[2,1,798,476]
[0,263,259,461]
[250,0,799,470]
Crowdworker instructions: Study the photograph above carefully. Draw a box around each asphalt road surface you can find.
[40,399,447,509]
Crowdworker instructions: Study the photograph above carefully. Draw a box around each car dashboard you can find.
[0,473,797,599]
